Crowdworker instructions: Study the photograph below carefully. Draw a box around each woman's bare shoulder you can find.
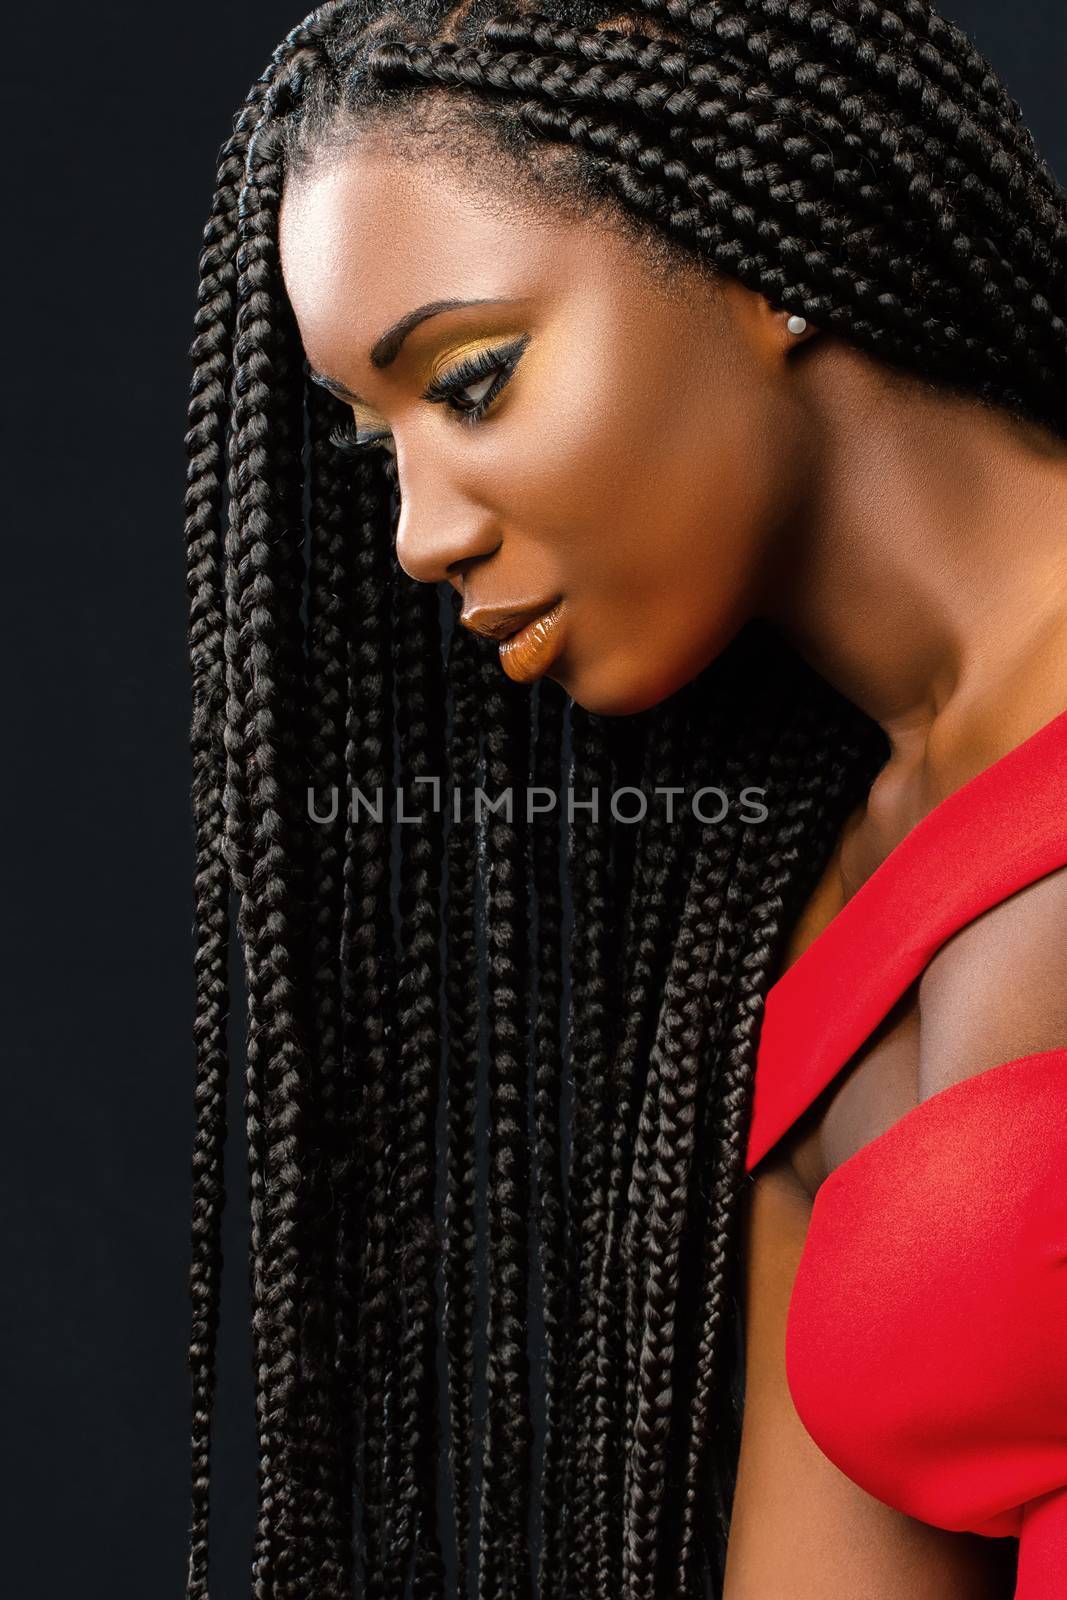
[918,860,1067,1100]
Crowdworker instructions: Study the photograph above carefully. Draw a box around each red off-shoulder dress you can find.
[743,703,1067,1598]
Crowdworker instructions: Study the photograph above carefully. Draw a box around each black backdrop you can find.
[3,4,1064,1595]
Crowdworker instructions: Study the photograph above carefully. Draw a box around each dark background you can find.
[3,4,1064,1595]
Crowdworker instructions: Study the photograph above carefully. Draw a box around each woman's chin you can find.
[554,654,687,719]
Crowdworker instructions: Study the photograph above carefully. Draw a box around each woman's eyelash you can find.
[422,334,529,425]
[327,333,530,458]
[327,418,393,459]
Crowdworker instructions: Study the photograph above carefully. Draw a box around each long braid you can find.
[671,683,884,1593]
[230,97,314,1596]
[671,718,809,1593]
[185,16,355,1590]
[615,698,737,1600]
[478,670,536,1600]
[222,130,287,1600]
[298,384,361,1597]
[442,615,489,1599]
[616,703,710,1509]
[619,707,756,1600]
[185,5,1067,1595]
[589,695,693,1600]
[616,717,697,1480]
[528,678,567,1599]
[388,561,448,1598]
[554,704,619,1599]
[341,461,398,1594]
[183,50,311,1600]
[184,147,244,1600]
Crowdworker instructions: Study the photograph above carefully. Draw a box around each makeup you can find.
[326,332,531,458]
[498,600,567,683]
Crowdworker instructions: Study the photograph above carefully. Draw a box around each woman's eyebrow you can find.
[307,295,524,401]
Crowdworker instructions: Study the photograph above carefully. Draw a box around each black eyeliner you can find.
[422,333,530,413]
[327,331,530,457]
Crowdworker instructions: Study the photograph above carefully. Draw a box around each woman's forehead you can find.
[282,145,557,300]
[277,139,662,369]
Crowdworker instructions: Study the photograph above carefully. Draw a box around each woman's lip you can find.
[498,599,566,683]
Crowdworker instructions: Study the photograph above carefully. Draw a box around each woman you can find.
[183,1,1067,1595]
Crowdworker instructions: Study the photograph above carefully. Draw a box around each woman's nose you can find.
[394,476,502,585]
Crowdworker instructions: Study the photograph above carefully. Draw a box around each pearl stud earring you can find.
[786,314,808,336]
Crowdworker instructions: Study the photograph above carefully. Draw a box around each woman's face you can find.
[279,129,808,715]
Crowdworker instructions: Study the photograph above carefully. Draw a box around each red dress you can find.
[743,703,1067,1597]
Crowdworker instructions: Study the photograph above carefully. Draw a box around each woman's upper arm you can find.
[723,1163,1012,1600]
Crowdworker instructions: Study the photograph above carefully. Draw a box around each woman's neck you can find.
[759,341,1067,784]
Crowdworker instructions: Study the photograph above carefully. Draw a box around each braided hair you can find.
[182,3,1066,1595]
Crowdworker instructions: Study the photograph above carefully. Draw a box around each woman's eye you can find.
[457,373,496,409]
[326,334,530,461]
[423,334,530,426]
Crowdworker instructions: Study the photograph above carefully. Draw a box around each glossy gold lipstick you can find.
[499,599,567,683]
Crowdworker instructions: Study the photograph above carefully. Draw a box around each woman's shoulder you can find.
[748,682,1067,1183]
[917,858,1067,1105]
[913,660,1067,1103]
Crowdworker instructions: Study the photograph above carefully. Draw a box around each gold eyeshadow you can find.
[425,332,527,388]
